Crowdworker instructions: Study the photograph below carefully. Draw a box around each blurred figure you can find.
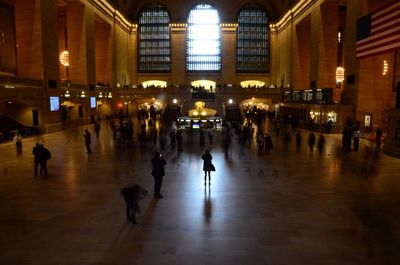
[317,134,325,155]
[84,129,92,153]
[94,121,101,138]
[283,131,291,152]
[353,129,361,151]
[296,130,302,152]
[121,183,148,224]
[257,132,265,153]
[264,132,273,155]
[308,132,316,153]
[207,130,213,145]
[13,131,23,155]
[32,143,42,176]
[375,128,382,149]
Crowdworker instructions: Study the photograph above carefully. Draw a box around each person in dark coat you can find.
[151,152,167,198]
[317,134,325,155]
[32,143,42,177]
[121,184,148,224]
[308,132,316,153]
[39,144,51,176]
[202,149,213,186]
[295,130,302,152]
[176,130,183,152]
[375,128,382,149]
[84,129,91,153]
[264,132,273,155]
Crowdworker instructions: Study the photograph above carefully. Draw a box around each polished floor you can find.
[1,122,400,265]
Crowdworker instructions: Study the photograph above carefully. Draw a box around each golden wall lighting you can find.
[80,91,86,98]
[336,67,345,82]
[383,60,388,75]
[65,90,70,98]
[173,98,178,104]
[59,50,69,66]
[107,92,112,98]
[98,92,103,98]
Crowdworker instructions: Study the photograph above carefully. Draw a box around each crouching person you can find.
[121,184,148,224]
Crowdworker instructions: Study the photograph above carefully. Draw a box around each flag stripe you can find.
[357,42,400,58]
[373,1,400,20]
[357,36,400,53]
[372,17,400,33]
[356,0,400,59]
[357,27,400,45]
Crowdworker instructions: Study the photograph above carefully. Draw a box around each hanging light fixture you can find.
[336,67,345,82]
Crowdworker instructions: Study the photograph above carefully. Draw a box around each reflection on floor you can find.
[1,122,400,265]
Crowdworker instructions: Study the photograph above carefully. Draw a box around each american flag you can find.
[356,0,400,59]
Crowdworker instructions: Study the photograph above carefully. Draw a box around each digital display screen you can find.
[90,97,96,108]
[192,123,200,129]
[49,96,60,111]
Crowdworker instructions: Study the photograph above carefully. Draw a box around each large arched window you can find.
[138,4,170,72]
[237,4,269,73]
[187,4,221,72]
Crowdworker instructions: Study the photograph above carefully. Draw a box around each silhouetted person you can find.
[264,132,273,155]
[353,129,360,151]
[39,145,51,176]
[32,143,42,177]
[202,149,213,186]
[199,129,205,147]
[375,128,382,149]
[13,131,23,155]
[84,129,92,153]
[296,130,302,152]
[94,122,100,138]
[121,183,148,224]
[317,134,325,155]
[207,130,213,145]
[308,132,316,152]
[151,152,167,198]
[257,132,265,153]
[176,131,183,152]
[283,131,291,152]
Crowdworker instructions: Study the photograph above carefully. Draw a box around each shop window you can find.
[138,4,170,72]
[187,4,221,72]
[237,4,270,73]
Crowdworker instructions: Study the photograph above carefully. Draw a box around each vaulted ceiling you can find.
[108,0,299,22]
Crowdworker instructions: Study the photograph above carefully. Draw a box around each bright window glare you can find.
[187,4,221,71]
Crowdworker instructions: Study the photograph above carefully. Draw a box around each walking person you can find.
[207,130,213,145]
[121,183,148,224]
[199,129,205,147]
[84,129,92,153]
[94,121,101,138]
[202,149,214,186]
[13,131,23,155]
[283,131,291,152]
[39,144,51,176]
[176,130,183,152]
[257,132,265,154]
[353,129,361,151]
[264,132,273,155]
[317,134,325,155]
[308,132,316,153]
[32,143,42,177]
[375,128,382,149]
[151,152,167,199]
[296,130,302,152]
